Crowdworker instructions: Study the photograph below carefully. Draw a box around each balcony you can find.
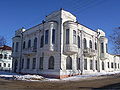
[22,47,37,56]
[83,48,96,57]
[64,44,78,55]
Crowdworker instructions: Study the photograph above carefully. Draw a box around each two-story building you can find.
[12,9,120,78]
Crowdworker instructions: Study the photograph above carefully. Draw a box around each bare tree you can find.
[109,27,120,54]
[0,36,6,46]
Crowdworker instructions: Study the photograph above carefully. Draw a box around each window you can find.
[12,42,14,52]
[39,57,43,69]
[77,58,80,70]
[89,40,92,49]
[15,42,19,52]
[8,64,10,67]
[101,43,104,53]
[118,64,119,69]
[102,61,104,70]
[84,59,87,70]
[66,56,72,70]
[4,63,6,67]
[0,63,1,67]
[21,59,24,69]
[23,41,26,49]
[26,58,30,69]
[66,29,69,44]
[45,30,49,44]
[40,35,44,48]
[52,29,55,44]
[0,54,3,59]
[34,38,37,49]
[115,63,117,68]
[106,44,108,53]
[95,60,98,70]
[95,42,97,50]
[28,40,31,48]
[108,62,110,68]
[83,38,87,49]
[9,55,11,59]
[78,36,80,48]
[48,56,54,69]
[111,62,114,68]
[4,54,7,59]
[90,60,93,70]
[32,58,36,69]
[73,30,76,44]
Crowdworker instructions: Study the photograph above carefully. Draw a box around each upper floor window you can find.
[111,62,114,68]
[48,56,54,69]
[12,43,14,52]
[28,40,31,48]
[15,42,19,52]
[66,56,72,70]
[66,29,69,44]
[78,36,80,48]
[0,54,3,59]
[9,55,11,59]
[0,63,1,67]
[4,63,6,67]
[101,43,104,53]
[40,35,44,48]
[95,42,97,50]
[89,40,92,49]
[83,38,87,49]
[106,44,108,53]
[4,54,7,59]
[34,37,37,49]
[23,41,26,49]
[73,30,76,44]
[45,30,49,44]
[52,29,55,44]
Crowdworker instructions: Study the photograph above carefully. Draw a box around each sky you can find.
[0,0,120,54]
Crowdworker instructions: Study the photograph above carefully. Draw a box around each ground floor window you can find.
[39,57,43,69]
[4,63,6,67]
[111,62,114,68]
[90,60,93,70]
[102,61,104,70]
[26,58,30,69]
[21,59,24,69]
[66,56,72,70]
[8,63,10,67]
[115,63,117,68]
[0,63,1,67]
[48,56,54,69]
[84,59,87,70]
[108,62,109,68]
[118,63,119,69]
[77,58,80,70]
[32,58,36,69]
[95,60,98,70]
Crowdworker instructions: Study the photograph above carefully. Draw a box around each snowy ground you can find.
[0,71,120,81]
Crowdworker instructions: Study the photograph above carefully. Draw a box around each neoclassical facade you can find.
[0,45,12,71]
[12,9,120,78]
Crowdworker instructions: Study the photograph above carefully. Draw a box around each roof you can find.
[0,45,12,50]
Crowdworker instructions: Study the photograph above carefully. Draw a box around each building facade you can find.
[12,9,120,78]
[0,45,12,71]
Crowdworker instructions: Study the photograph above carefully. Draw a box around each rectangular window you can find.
[21,59,24,69]
[106,44,108,53]
[90,60,93,70]
[101,43,104,53]
[4,63,6,67]
[12,43,14,52]
[52,29,55,44]
[111,62,113,68]
[15,42,19,52]
[84,59,87,70]
[73,30,76,44]
[39,57,43,69]
[32,58,36,69]
[115,63,117,68]
[8,64,10,67]
[77,58,80,70]
[118,64,119,69]
[108,62,109,68]
[0,63,1,67]
[45,30,49,44]
[95,60,98,70]
[66,29,69,44]
[26,58,30,69]
[4,54,7,59]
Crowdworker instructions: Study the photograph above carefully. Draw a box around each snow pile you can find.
[0,71,44,81]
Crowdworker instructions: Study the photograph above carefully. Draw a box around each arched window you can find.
[34,37,37,49]
[102,61,104,70]
[78,36,80,48]
[48,56,54,69]
[66,56,72,70]
[73,30,76,44]
[89,40,92,49]
[23,41,25,49]
[95,42,97,50]
[40,35,44,48]
[28,40,31,48]
[83,38,87,49]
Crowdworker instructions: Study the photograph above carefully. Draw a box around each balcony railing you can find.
[83,48,96,57]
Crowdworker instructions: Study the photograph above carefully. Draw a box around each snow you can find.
[0,71,120,81]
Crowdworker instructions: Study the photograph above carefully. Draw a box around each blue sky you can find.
[0,0,120,53]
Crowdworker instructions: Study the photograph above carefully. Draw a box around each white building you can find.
[12,9,120,78]
[0,45,12,71]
